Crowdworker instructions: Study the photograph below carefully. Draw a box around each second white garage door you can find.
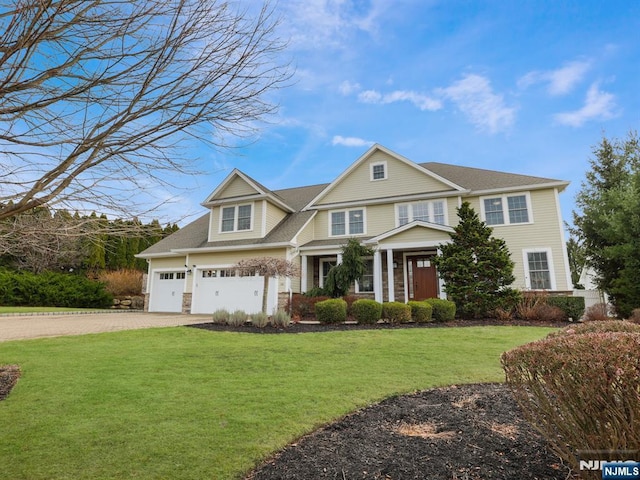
[191,268,277,315]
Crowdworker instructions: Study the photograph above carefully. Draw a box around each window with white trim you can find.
[220,204,252,232]
[356,258,374,293]
[330,208,365,236]
[482,194,531,226]
[397,200,446,226]
[319,259,336,287]
[370,162,387,181]
[524,249,554,290]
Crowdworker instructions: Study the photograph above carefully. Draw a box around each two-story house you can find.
[137,144,572,314]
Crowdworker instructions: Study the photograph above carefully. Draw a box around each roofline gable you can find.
[303,144,465,210]
[365,220,454,244]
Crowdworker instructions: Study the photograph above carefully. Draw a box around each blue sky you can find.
[175,0,639,230]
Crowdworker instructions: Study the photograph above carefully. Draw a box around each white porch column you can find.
[373,250,383,302]
[386,249,395,302]
[337,253,343,264]
[301,255,308,293]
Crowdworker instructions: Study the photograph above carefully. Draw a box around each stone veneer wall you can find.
[182,293,192,314]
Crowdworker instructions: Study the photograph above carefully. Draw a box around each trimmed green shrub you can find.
[424,298,456,322]
[408,301,433,323]
[502,332,640,478]
[546,296,585,321]
[250,311,269,328]
[228,310,248,327]
[289,294,330,319]
[271,309,291,328]
[351,299,382,324]
[546,319,640,339]
[0,269,112,308]
[382,302,411,324]
[315,298,347,324]
[212,309,230,324]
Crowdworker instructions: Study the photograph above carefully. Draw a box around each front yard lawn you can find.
[0,325,554,479]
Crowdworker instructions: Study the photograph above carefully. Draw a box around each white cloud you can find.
[339,80,361,95]
[332,135,374,147]
[438,74,515,133]
[358,89,442,111]
[519,60,592,95]
[554,83,617,127]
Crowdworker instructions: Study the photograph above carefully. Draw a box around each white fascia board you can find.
[308,189,470,211]
[171,242,294,254]
[291,211,318,244]
[135,252,183,259]
[374,239,449,250]
[470,181,570,197]
[367,221,454,244]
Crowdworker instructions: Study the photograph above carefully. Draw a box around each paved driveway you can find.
[0,312,212,342]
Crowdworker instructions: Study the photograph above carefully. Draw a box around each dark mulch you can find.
[0,364,20,401]
[246,383,575,480]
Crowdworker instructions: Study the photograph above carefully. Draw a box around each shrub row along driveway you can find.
[0,312,212,342]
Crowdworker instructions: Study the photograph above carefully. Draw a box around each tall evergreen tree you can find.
[434,202,517,319]
[572,132,640,317]
[324,238,376,297]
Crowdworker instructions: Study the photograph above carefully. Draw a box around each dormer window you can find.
[370,161,387,181]
[220,204,252,232]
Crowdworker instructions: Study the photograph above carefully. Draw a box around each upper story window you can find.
[482,194,531,226]
[220,204,252,233]
[330,208,365,236]
[370,162,387,181]
[397,200,446,226]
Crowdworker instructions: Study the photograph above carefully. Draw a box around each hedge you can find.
[315,298,347,324]
[408,301,433,323]
[546,295,585,321]
[351,299,382,324]
[424,298,456,322]
[382,302,411,324]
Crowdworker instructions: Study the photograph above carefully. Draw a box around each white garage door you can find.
[148,271,185,313]
[191,268,276,315]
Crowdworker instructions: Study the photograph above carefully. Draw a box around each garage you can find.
[191,268,276,315]
[148,271,185,313]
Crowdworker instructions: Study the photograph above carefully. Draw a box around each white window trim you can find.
[522,248,556,290]
[218,202,254,233]
[395,199,448,227]
[355,257,375,293]
[319,258,337,288]
[370,161,387,181]
[480,192,533,226]
[328,207,367,237]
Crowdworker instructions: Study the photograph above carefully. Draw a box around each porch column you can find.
[337,253,343,264]
[301,255,308,293]
[386,249,395,302]
[373,250,383,302]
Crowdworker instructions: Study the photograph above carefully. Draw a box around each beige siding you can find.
[265,201,287,233]
[208,202,264,242]
[294,216,315,246]
[149,257,187,270]
[216,176,259,198]
[318,151,454,205]
[379,227,451,245]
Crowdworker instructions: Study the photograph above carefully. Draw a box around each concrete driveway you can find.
[0,312,212,342]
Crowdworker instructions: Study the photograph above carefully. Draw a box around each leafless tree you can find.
[0,0,290,221]
[235,257,299,315]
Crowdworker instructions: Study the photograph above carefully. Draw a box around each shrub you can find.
[290,294,330,319]
[271,309,291,328]
[515,292,546,321]
[211,309,230,324]
[502,332,640,477]
[582,302,613,321]
[97,269,143,296]
[351,299,382,324]
[315,298,347,324]
[546,319,640,339]
[250,311,269,328]
[382,302,411,324]
[492,306,515,321]
[425,298,456,322]
[628,308,640,324]
[546,295,585,321]
[408,301,433,323]
[342,295,359,318]
[228,310,248,327]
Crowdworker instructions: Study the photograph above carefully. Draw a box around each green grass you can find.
[0,306,101,314]
[0,326,554,479]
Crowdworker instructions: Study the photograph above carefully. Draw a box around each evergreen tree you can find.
[434,202,517,319]
[325,238,376,297]
[572,132,640,317]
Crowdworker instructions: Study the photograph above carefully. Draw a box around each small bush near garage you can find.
[425,298,456,322]
[315,298,347,324]
[351,299,382,324]
[212,309,230,324]
[289,294,330,319]
[382,302,411,324]
[271,309,291,328]
[408,301,433,323]
[0,269,112,308]
[228,310,248,327]
[250,312,269,328]
[502,332,640,477]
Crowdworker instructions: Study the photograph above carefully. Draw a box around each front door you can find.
[408,256,438,300]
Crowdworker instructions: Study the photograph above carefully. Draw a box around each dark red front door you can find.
[408,256,438,300]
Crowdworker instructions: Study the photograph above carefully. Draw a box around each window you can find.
[356,258,374,293]
[371,162,387,181]
[482,194,530,226]
[220,204,252,232]
[320,259,336,287]
[397,200,446,226]
[524,250,554,290]
[159,272,174,280]
[176,272,186,280]
[330,208,365,236]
